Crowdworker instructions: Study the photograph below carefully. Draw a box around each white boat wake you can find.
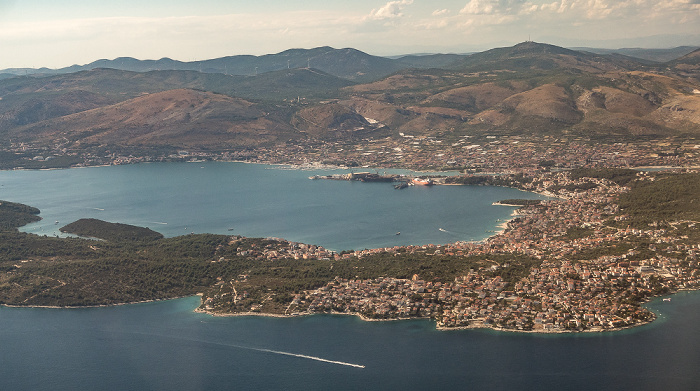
[250,347,365,368]
[211,341,365,369]
[439,227,469,237]
[138,332,365,369]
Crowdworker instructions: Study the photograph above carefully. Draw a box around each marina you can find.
[310,171,441,187]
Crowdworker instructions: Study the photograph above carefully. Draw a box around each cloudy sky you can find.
[1,0,699,69]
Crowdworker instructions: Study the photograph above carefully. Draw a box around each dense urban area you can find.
[5,134,698,173]
[193,161,700,332]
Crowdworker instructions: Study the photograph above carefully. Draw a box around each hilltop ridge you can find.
[4,42,697,80]
[0,41,698,166]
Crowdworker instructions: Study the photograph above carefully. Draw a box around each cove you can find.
[0,162,544,251]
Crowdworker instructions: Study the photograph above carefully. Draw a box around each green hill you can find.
[60,218,164,242]
[618,172,700,225]
[0,200,41,230]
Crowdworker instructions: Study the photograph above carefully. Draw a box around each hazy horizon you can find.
[1,0,699,69]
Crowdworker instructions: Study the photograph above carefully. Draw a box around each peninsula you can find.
[1,168,698,333]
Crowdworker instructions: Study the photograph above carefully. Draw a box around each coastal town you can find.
[3,129,699,333]
[197,165,700,332]
[5,133,699,172]
[227,135,699,173]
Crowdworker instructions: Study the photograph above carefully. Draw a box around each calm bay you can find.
[1,162,699,390]
[0,161,542,251]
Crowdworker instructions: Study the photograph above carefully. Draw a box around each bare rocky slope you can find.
[1,42,699,152]
[8,89,299,149]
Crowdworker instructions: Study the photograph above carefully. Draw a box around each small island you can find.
[60,218,164,242]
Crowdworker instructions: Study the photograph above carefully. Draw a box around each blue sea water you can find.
[1,162,699,390]
[1,293,699,391]
[0,162,542,251]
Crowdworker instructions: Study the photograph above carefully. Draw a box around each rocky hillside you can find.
[1,42,699,154]
[8,89,299,149]
[339,43,700,139]
[668,48,700,84]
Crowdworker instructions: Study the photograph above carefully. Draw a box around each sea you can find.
[0,162,699,391]
[0,162,543,251]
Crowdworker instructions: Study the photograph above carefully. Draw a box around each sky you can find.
[1,0,699,69]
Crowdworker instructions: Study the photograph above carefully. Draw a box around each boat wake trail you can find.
[212,342,365,369]
[438,227,468,237]
[250,347,365,368]
[149,222,168,225]
[135,331,365,369]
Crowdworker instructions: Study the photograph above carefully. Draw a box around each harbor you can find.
[310,172,440,188]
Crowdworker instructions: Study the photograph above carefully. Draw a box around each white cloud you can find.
[0,11,367,67]
[537,0,700,20]
[453,0,700,29]
[460,0,528,15]
[461,0,495,15]
[417,18,451,30]
[367,0,414,20]
[2,0,700,68]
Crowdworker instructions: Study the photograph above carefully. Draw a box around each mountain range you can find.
[3,45,698,81]
[0,46,444,83]
[1,42,699,154]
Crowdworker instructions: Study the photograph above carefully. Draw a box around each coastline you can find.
[0,295,196,310]
[492,202,525,207]
[193,307,406,322]
[192,297,665,334]
[4,290,658,335]
[3,287,686,335]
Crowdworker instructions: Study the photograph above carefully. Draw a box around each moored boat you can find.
[411,178,434,186]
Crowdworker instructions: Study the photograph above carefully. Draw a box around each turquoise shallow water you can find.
[1,293,699,391]
[0,162,543,251]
